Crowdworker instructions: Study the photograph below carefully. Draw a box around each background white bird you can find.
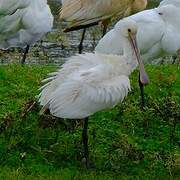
[159,0,180,7]
[39,19,149,168]
[95,0,180,63]
[60,0,147,53]
[0,0,54,64]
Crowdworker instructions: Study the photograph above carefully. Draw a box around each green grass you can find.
[0,64,179,179]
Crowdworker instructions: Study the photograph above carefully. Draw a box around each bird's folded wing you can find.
[0,13,24,42]
[0,0,31,43]
[39,53,99,106]
[60,0,125,30]
[40,53,101,91]
[0,0,30,16]
[41,67,130,119]
[60,0,82,20]
[0,0,53,49]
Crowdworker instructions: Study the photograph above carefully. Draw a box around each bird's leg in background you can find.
[102,19,110,37]
[21,45,30,64]
[78,28,86,54]
[139,73,145,108]
[82,117,89,168]
[172,55,177,64]
[102,23,108,37]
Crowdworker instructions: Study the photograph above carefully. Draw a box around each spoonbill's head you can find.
[156,4,178,22]
[115,18,138,38]
[115,18,149,85]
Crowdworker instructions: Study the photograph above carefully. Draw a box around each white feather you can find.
[96,0,180,63]
[39,19,144,119]
[39,53,134,119]
[0,0,53,49]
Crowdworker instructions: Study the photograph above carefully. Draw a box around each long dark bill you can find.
[129,32,149,85]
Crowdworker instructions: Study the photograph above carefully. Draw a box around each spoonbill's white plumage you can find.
[0,0,31,16]
[156,5,180,55]
[39,19,148,119]
[39,53,133,119]
[0,0,54,63]
[159,0,180,7]
[96,0,180,63]
[60,0,147,53]
[39,19,149,167]
[0,0,31,42]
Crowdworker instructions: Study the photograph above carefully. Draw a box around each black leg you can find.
[78,28,86,54]
[102,24,107,37]
[82,117,89,168]
[21,45,30,64]
[101,19,110,37]
[139,74,145,108]
[172,55,177,64]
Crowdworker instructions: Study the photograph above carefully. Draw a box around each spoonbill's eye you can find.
[158,12,163,15]
[128,29,131,32]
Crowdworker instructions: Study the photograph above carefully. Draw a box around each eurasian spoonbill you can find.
[60,0,147,53]
[39,19,149,167]
[95,1,180,64]
[0,0,54,64]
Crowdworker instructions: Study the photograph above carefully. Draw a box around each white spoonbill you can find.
[39,19,149,167]
[159,0,180,7]
[0,0,54,64]
[96,1,180,63]
[60,0,147,53]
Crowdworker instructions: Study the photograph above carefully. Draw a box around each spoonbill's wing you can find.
[21,0,53,34]
[45,73,130,119]
[60,0,130,30]
[0,0,53,49]
[161,23,180,54]
[0,0,31,47]
[39,53,131,119]
[155,4,180,55]
[0,10,25,44]
[14,0,53,47]
[0,0,31,16]
[39,53,100,106]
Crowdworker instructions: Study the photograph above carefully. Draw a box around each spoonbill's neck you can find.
[31,0,47,7]
[121,35,138,69]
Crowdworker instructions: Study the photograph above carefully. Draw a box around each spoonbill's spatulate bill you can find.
[0,0,54,64]
[39,19,149,168]
[60,0,147,54]
[96,0,180,63]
